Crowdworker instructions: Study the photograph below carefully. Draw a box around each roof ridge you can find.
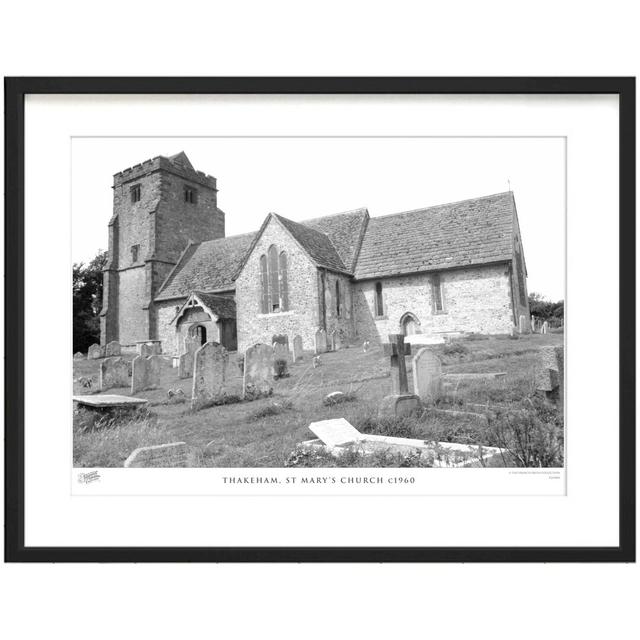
[303,207,369,223]
[370,191,513,221]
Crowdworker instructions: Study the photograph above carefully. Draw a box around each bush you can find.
[442,341,470,357]
[490,396,563,467]
[249,399,293,421]
[188,393,242,413]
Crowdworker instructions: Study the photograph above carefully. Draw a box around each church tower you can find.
[100,152,225,345]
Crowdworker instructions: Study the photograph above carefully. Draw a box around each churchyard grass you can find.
[73,331,564,467]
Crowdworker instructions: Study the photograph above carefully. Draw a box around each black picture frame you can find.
[4,77,635,563]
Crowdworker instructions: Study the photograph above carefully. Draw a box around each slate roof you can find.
[272,214,350,273]
[303,208,369,272]
[194,292,236,319]
[155,232,255,300]
[353,192,515,280]
[154,192,516,300]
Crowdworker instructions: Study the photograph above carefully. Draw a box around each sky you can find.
[72,137,565,301]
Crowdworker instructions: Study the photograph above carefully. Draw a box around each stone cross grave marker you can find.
[315,328,327,354]
[88,343,103,359]
[412,347,442,404]
[192,342,228,403]
[292,335,303,362]
[99,357,129,391]
[124,442,188,468]
[308,418,363,448]
[105,340,121,357]
[383,333,412,394]
[243,343,274,399]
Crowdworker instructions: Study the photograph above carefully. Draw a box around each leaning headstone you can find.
[412,347,442,404]
[88,343,103,360]
[124,442,188,468]
[73,351,85,360]
[292,335,304,362]
[315,328,327,354]
[99,357,129,391]
[105,340,121,357]
[192,342,228,403]
[535,345,564,409]
[243,343,273,399]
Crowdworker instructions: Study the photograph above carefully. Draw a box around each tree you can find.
[528,292,564,323]
[73,250,107,353]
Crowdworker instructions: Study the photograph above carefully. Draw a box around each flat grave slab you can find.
[73,394,149,408]
[443,372,506,381]
[308,418,363,448]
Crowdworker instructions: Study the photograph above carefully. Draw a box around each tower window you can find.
[375,281,384,317]
[184,186,197,204]
[131,244,140,263]
[131,184,141,203]
[432,273,445,313]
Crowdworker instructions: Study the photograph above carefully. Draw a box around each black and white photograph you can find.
[71,137,565,471]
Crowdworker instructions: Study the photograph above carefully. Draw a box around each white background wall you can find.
[1,3,638,640]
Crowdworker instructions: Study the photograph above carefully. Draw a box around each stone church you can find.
[100,152,530,354]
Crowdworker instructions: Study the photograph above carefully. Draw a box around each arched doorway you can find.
[400,312,420,336]
[189,324,207,346]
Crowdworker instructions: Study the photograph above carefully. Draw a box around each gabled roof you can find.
[167,151,194,172]
[171,291,236,324]
[155,232,255,301]
[271,213,349,273]
[303,208,369,272]
[353,192,515,280]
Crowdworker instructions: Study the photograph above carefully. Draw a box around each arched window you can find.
[259,245,289,313]
[259,254,269,313]
[375,281,384,317]
[278,251,289,311]
[335,280,341,316]
[268,244,280,312]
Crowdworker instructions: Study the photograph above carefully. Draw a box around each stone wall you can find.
[318,269,356,344]
[235,217,321,353]
[352,264,514,342]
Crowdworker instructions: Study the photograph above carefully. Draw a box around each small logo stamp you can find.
[78,470,101,484]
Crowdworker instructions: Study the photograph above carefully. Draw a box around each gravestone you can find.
[308,418,363,448]
[131,355,162,393]
[362,340,370,353]
[541,321,549,334]
[73,351,85,360]
[315,328,327,354]
[329,329,337,351]
[313,355,321,368]
[192,342,228,403]
[99,357,129,391]
[139,343,153,357]
[243,343,274,399]
[272,334,289,350]
[178,337,199,379]
[380,334,421,417]
[273,341,289,363]
[105,340,121,357]
[530,316,537,332]
[292,335,304,362]
[124,442,188,468]
[535,345,564,409]
[88,343,103,360]
[412,347,442,404]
